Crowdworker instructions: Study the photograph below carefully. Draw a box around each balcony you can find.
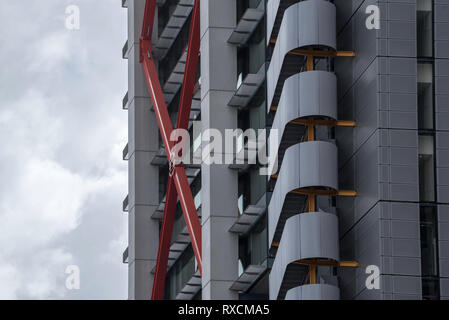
[267,71,337,176]
[269,212,339,299]
[285,284,340,300]
[267,0,336,109]
[268,141,338,247]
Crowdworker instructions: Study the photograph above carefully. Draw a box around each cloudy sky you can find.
[0,1,128,299]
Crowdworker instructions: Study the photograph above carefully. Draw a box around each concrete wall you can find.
[200,0,239,300]
[126,0,160,300]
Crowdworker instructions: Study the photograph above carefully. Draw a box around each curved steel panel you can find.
[266,0,281,43]
[285,284,340,300]
[269,212,340,299]
[267,71,337,175]
[267,0,336,107]
[268,141,338,245]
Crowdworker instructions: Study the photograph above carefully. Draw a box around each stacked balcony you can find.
[267,0,355,300]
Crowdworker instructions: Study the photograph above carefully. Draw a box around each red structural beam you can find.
[141,0,156,40]
[139,0,202,300]
[151,177,177,299]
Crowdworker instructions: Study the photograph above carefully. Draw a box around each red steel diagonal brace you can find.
[139,0,202,300]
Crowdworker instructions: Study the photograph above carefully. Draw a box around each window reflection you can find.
[418,135,435,202]
[418,63,434,130]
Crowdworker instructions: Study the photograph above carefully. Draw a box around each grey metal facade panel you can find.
[268,141,338,245]
[338,127,419,232]
[333,0,426,300]
[270,212,340,299]
[437,132,449,203]
[334,0,364,33]
[339,201,421,300]
[439,205,449,281]
[377,1,417,58]
[436,59,449,131]
[285,284,340,300]
[435,0,449,58]
[266,0,281,44]
[441,278,449,299]
[442,196,449,298]
[267,0,337,107]
[336,54,418,169]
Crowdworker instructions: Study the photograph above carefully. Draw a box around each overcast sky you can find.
[0,1,128,299]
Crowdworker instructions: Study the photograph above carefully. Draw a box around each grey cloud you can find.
[0,0,128,299]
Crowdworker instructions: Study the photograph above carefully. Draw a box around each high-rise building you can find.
[121,0,449,300]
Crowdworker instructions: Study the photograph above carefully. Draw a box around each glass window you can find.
[248,23,266,74]
[159,167,169,202]
[159,14,192,86]
[420,206,439,277]
[249,215,268,266]
[422,279,440,300]
[164,246,196,299]
[194,189,202,210]
[417,0,433,57]
[418,135,435,202]
[238,215,268,274]
[418,63,434,130]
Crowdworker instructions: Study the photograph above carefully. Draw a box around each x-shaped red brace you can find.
[139,0,202,300]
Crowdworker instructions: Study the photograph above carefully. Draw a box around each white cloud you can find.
[21,249,74,299]
[0,158,88,249]
[0,264,21,299]
[0,0,128,299]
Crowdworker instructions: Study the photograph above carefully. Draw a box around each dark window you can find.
[418,63,434,130]
[420,206,439,278]
[159,166,169,202]
[238,171,251,214]
[164,245,196,300]
[238,214,268,274]
[417,0,433,57]
[419,135,435,202]
[159,14,192,86]
[422,278,440,300]
[248,214,268,266]
[158,0,179,37]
